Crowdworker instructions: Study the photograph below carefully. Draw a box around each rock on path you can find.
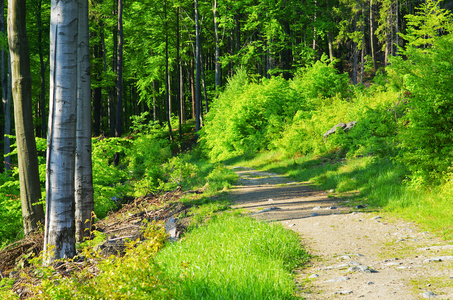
[230,167,453,299]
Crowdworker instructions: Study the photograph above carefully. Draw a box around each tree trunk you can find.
[1,0,11,173]
[114,0,123,165]
[195,0,201,132]
[200,50,208,114]
[164,1,173,140]
[370,0,376,70]
[352,9,358,85]
[37,0,46,138]
[45,0,78,262]
[7,0,45,235]
[75,0,94,243]
[190,59,195,120]
[213,0,222,90]
[176,6,182,139]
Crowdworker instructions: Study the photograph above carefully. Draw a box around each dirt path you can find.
[230,167,453,299]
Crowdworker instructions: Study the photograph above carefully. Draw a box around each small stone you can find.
[355,205,365,209]
[329,189,335,193]
[313,206,321,210]
[308,274,319,279]
[288,223,296,227]
[335,290,353,295]
[422,291,437,298]
[311,213,319,217]
[424,256,453,263]
[336,263,349,269]
[340,255,351,260]
[325,276,350,283]
[372,216,382,220]
[326,206,337,210]
[268,198,274,202]
[367,281,374,285]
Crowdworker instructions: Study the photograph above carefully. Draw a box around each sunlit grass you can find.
[156,214,309,299]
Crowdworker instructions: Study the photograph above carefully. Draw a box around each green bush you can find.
[389,2,453,184]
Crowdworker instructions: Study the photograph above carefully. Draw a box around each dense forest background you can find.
[1,0,453,246]
[3,0,448,142]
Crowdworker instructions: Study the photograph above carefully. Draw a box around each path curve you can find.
[230,167,453,299]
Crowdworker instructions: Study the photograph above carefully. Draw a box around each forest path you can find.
[229,167,453,299]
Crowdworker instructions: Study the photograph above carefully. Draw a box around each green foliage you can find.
[91,137,132,219]
[0,172,22,248]
[10,222,170,299]
[291,55,349,105]
[202,69,301,161]
[156,214,309,299]
[389,2,453,184]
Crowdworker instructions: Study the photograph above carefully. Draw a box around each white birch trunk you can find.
[75,0,93,243]
[44,0,78,262]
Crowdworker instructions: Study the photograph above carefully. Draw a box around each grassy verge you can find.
[155,213,309,300]
[0,151,309,299]
[233,150,453,240]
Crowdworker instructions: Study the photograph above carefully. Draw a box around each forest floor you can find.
[230,167,453,299]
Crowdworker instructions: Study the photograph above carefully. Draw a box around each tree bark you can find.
[7,0,45,235]
[213,0,222,90]
[177,6,182,139]
[45,0,78,262]
[164,1,173,140]
[195,0,201,132]
[114,0,123,165]
[370,0,376,70]
[37,0,46,138]
[75,0,94,243]
[1,0,11,173]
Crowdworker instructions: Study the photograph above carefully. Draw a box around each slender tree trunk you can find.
[164,1,173,140]
[190,59,195,120]
[395,0,399,56]
[75,0,93,243]
[176,7,182,139]
[200,50,208,114]
[110,5,117,137]
[45,0,78,262]
[213,0,221,90]
[352,8,358,85]
[152,79,157,122]
[370,0,376,70]
[8,0,45,235]
[195,0,201,132]
[37,0,47,138]
[114,0,123,165]
[1,0,11,173]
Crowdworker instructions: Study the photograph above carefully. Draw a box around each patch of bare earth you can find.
[230,167,453,299]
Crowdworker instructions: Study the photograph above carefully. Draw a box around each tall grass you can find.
[156,214,309,299]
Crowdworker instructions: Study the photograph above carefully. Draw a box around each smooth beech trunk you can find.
[7,0,45,235]
[75,0,94,243]
[45,0,78,262]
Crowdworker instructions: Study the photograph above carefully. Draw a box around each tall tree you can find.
[194,0,201,132]
[45,0,78,262]
[7,0,45,234]
[75,0,94,243]
[1,0,11,173]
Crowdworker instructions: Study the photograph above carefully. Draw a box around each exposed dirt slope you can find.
[230,167,453,299]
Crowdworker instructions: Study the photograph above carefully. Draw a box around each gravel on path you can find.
[230,167,453,299]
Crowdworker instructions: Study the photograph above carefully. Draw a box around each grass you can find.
[229,150,453,240]
[155,213,310,300]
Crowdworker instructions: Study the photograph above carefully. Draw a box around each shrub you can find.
[389,2,453,184]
